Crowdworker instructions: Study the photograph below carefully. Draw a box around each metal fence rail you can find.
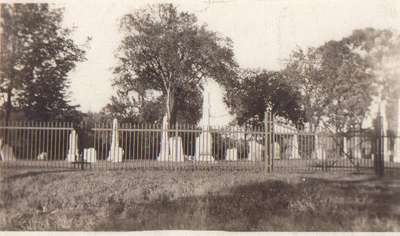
[0,113,399,175]
[0,121,74,168]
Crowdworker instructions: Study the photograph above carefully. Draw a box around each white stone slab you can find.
[66,129,78,162]
[168,136,184,162]
[157,114,170,161]
[107,119,124,162]
[225,148,238,161]
[37,152,48,160]
[274,142,281,160]
[108,147,124,162]
[0,143,16,161]
[247,140,263,161]
[194,131,214,162]
[83,148,97,163]
[290,134,300,159]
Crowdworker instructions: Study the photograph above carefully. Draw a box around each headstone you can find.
[108,147,123,162]
[0,141,16,161]
[313,133,325,160]
[83,148,97,163]
[66,129,78,162]
[350,136,362,159]
[247,140,263,161]
[194,131,214,161]
[157,114,170,161]
[107,118,124,162]
[343,137,348,159]
[37,152,48,160]
[169,136,184,162]
[274,142,281,160]
[193,82,214,162]
[290,134,300,159]
[225,148,238,161]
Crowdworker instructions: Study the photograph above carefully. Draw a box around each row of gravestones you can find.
[69,131,268,163]
[9,127,396,162]
[0,132,300,163]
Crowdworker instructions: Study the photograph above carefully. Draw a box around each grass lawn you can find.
[0,167,399,231]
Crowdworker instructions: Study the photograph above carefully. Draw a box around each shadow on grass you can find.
[95,177,400,231]
[0,169,81,183]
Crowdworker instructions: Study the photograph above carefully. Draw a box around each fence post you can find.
[264,109,273,173]
[374,112,384,177]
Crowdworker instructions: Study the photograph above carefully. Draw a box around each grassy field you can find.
[0,167,399,231]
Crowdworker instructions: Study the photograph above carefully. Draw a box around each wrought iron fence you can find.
[0,112,399,175]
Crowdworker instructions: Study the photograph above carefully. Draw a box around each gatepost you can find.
[264,109,274,173]
[374,112,385,177]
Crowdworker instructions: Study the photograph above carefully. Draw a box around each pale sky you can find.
[56,0,400,125]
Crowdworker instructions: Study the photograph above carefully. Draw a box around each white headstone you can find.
[194,131,214,161]
[83,148,97,163]
[0,142,16,161]
[247,140,263,161]
[169,136,184,162]
[107,118,124,162]
[274,142,281,160]
[313,133,323,160]
[343,136,348,159]
[290,134,300,159]
[37,152,47,160]
[66,129,78,162]
[225,148,238,161]
[350,136,362,159]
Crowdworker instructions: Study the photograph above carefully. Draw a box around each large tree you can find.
[224,69,305,128]
[341,28,400,132]
[284,40,375,133]
[113,3,237,125]
[104,82,203,124]
[0,3,88,122]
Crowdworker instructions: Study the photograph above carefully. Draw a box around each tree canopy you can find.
[112,3,238,125]
[0,3,88,122]
[224,69,305,127]
[284,36,376,132]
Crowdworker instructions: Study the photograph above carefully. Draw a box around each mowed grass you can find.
[0,167,399,231]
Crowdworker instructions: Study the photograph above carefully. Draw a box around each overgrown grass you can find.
[0,168,399,231]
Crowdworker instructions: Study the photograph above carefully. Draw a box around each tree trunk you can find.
[4,89,12,126]
[165,89,176,127]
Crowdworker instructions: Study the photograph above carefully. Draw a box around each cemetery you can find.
[1,100,400,173]
[1,1,400,232]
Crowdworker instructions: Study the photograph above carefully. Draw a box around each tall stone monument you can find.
[194,86,214,162]
[158,114,169,161]
[66,130,78,162]
[107,118,123,162]
[157,114,184,162]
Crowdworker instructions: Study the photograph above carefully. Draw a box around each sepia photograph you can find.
[0,0,399,232]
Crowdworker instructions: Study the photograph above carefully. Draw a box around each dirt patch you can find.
[0,167,399,231]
